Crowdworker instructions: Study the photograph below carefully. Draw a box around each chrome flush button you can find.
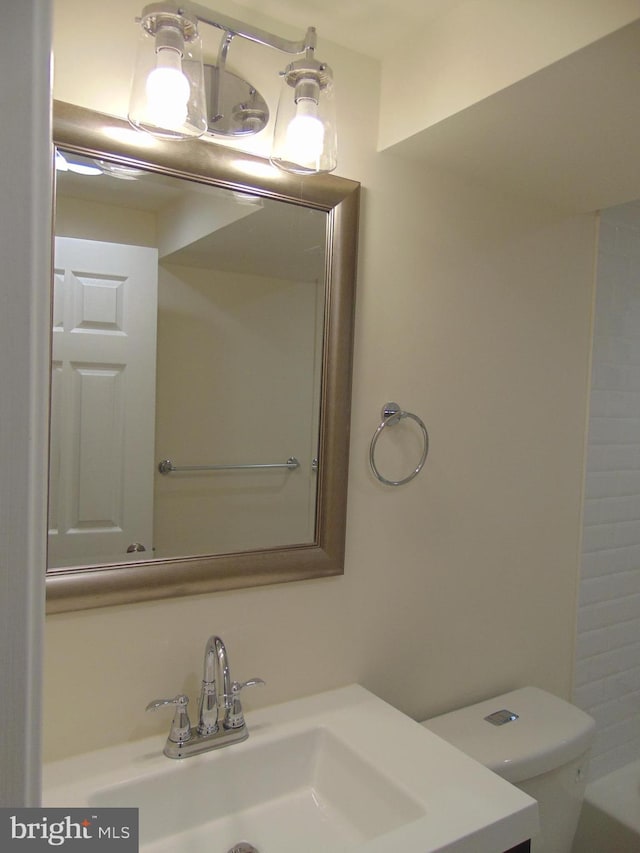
[484,708,519,726]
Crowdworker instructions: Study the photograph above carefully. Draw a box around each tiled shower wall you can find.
[574,201,640,781]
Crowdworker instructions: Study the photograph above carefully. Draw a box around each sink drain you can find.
[227,844,259,853]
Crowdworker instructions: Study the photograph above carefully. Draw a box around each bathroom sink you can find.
[91,727,422,852]
[43,685,538,852]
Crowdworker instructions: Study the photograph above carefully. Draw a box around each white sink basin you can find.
[43,685,538,852]
[91,726,423,852]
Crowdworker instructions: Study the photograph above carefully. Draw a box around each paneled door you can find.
[48,237,158,567]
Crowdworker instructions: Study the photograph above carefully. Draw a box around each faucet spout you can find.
[216,635,233,717]
[198,634,232,735]
[198,635,219,734]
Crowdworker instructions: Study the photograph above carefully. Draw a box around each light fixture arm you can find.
[210,30,234,123]
[141,2,316,56]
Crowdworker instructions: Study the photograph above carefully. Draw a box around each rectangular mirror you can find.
[46,101,359,613]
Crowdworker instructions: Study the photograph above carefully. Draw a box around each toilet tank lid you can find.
[422,686,595,784]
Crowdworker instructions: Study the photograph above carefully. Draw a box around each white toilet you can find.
[422,686,595,853]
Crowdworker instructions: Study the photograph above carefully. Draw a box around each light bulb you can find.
[55,151,68,171]
[146,48,190,130]
[56,151,102,175]
[66,161,103,176]
[285,99,325,167]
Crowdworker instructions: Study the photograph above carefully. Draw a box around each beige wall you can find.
[154,262,321,556]
[45,0,596,761]
[55,196,156,247]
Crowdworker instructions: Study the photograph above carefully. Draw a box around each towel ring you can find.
[369,402,429,486]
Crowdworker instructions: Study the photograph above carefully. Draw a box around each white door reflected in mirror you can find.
[49,237,157,568]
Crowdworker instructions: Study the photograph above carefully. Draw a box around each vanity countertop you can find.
[43,684,538,852]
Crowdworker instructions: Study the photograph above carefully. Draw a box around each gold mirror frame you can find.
[46,100,359,613]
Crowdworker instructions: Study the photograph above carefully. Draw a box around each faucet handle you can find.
[234,678,266,692]
[146,694,189,711]
[145,694,192,743]
[225,678,265,730]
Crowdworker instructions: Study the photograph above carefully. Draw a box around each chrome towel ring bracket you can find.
[369,402,429,486]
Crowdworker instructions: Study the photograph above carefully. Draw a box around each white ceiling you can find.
[56,163,326,281]
[229,0,456,58]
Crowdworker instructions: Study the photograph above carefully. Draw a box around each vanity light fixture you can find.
[128,2,337,174]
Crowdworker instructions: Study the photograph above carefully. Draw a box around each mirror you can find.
[46,101,359,613]
[51,151,326,566]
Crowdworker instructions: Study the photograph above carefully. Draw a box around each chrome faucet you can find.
[146,635,265,759]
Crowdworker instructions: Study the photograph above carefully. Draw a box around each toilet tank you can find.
[422,687,595,853]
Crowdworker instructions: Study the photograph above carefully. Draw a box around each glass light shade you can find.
[271,66,337,174]
[128,18,207,140]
